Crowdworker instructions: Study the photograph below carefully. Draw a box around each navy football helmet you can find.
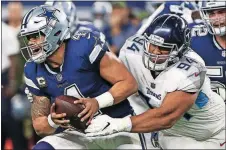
[143,14,191,71]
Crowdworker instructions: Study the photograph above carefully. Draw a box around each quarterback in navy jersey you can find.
[20,5,145,149]
[189,1,226,101]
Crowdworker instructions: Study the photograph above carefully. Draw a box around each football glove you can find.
[85,115,132,137]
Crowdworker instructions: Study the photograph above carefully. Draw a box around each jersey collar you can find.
[213,35,224,50]
[44,62,63,75]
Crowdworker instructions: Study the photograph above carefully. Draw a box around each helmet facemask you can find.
[20,29,52,63]
[200,6,226,36]
[142,34,184,71]
[19,5,71,64]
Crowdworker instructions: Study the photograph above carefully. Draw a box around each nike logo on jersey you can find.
[102,122,110,131]
[220,141,226,147]
[194,72,200,77]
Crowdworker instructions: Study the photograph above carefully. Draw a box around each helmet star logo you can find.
[38,8,59,23]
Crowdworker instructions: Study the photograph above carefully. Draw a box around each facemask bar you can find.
[19,29,50,63]
[143,39,180,71]
[142,34,181,71]
[200,6,226,35]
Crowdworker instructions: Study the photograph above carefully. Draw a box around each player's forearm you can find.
[130,108,177,133]
[33,116,56,137]
[109,76,138,104]
[31,95,55,137]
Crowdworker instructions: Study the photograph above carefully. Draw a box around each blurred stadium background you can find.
[1,1,163,149]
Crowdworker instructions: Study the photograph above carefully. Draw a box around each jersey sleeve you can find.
[165,58,207,93]
[24,62,46,96]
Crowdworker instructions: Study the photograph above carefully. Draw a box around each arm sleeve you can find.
[165,66,207,93]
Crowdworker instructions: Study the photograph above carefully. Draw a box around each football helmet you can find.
[199,1,226,35]
[19,5,70,63]
[143,14,191,71]
[45,1,78,29]
[92,2,112,30]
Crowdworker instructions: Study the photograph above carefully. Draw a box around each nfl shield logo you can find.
[151,83,156,89]
[56,73,63,82]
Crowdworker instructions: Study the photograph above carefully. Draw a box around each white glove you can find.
[85,115,132,137]
[24,87,33,102]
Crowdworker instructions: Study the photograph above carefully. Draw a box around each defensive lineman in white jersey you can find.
[85,14,225,149]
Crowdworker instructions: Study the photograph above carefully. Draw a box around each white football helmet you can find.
[19,5,70,63]
[199,1,226,36]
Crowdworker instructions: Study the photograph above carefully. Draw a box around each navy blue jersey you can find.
[24,30,133,118]
[71,21,99,35]
[189,23,226,100]
[71,21,112,49]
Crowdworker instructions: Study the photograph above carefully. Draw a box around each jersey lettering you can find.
[191,25,208,37]
[72,31,90,40]
[127,36,145,52]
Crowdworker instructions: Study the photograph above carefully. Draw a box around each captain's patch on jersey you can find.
[36,77,47,88]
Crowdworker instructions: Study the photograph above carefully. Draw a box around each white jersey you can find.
[119,35,225,141]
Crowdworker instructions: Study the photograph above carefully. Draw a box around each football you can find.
[54,95,88,132]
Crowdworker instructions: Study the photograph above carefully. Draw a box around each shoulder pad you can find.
[120,34,145,55]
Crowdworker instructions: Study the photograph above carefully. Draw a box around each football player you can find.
[85,14,225,149]
[190,1,226,101]
[19,5,146,149]
[137,1,199,35]
[45,1,100,35]
[91,1,112,31]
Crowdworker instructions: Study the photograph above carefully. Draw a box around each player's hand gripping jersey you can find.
[119,34,225,140]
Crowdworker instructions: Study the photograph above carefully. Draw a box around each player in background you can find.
[85,14,225,149]
[19,5,147,149]
[137,1,199,35]
[189,1,226,101]
[45,1,100,35]
[91,1,112,32]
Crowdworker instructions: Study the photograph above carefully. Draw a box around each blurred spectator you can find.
[128,9,149,31]
[1,22,28,150]
[92,1,112,31]
[6,1,23,33]
[103,2,137,55]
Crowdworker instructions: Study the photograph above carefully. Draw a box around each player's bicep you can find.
[31,95,51,120]
[99,51,133,85]
[160,91,197,122]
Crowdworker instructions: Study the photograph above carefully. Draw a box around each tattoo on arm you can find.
[31,96,51,119]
